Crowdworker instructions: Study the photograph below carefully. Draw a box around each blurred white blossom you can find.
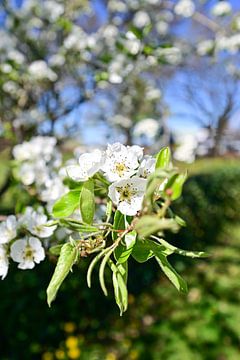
[212,1,232,17]
[0,216,17,244]
[174,0,195,18]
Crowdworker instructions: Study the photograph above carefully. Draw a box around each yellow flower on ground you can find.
[55,349,65,359]
[106,352,117,360]
[129,350,139,360]
[67,347,81,359]
[64,322,76,333]
[65,336,78,348]
[42,352,54,360]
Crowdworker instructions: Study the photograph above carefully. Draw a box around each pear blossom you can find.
[10,237,45,270]
[211,1,232,17]
[66,149,105,182]
[197,40,215,56]
[0,245,9,279]
[0,215,17,244]
[133,118,160,139]
[174,0,195,18]
[19,207,56,238]
[102,143,143,182]
[108,177,147,216]
[28,60,57,82]
[133,11,151,28]
[137,156,156,178]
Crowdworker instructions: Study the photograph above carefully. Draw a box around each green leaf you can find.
[132,239,154,263]
[99,246,116,296]
[52,190,81,218]
[109,259,128,316]
[106,201,112,222]
[154,252,188,293]
[80,179,95,225]
[47,243,78,307]
[155,147,171,169]
[115,230,137,264]
[59,219,98,233]
[49,244,63,256]
[135,216,179,238]
[112,210,125,241]
[151,236,209,258]
[87,249,108,288]
[175,215,187,227]
[165,172,188,200]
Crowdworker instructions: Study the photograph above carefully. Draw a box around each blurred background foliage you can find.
[1,157,240,360]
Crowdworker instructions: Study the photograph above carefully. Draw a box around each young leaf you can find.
[112,210,125,241]
[135,216,179,238]
[151,236,209,258]
[131,239,154,263]
[170,172,188,200]
[155,147,171,169]
[80,179,95,225]
[109,259,128,316]
[52,190,81,218]
[59,219,98,233]
[165,172,188,201]
[106,200,112,223]
[87,249,109,288]
[47,242,78,307]
[115,230,137,264]
[154,252,188,293]
[99,246,116,296]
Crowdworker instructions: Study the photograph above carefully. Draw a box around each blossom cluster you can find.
[13,136,67,211]
[0,207,56,279]
[66,142,156,216]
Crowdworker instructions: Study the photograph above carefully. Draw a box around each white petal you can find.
[108,182,119,203]
[18,260,35,270]
[10,239,27,262]
[6,215,17,230]
[34,247,45,263]
[66,165,88,182]
[0,246,9,280]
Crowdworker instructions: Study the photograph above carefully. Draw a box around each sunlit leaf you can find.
[80,179,95,225]
[155,147,171,169]
[52,190,81,218]
[47,242,78,307]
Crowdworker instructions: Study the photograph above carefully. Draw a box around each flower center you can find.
[24,245,34,260]
[117,184,137,203]
[115,162,127,177]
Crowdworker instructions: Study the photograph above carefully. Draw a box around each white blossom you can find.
[197,39,215,56]
[102,143,143,182]
[44,1,64,21]
[156,46,182,64]
[0,215,17,244]
[174,0,195,18]
[19,207,56,238]
[108,177,147,216]
[66,149,105,182]
[212,1,232,17]
[133,11,151,28]
[0,245,9,280]
[156,20,169,35]
[137,156,156,178]
[28,60,57,81]
[133,118,160,139]
[10,237,45,270]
